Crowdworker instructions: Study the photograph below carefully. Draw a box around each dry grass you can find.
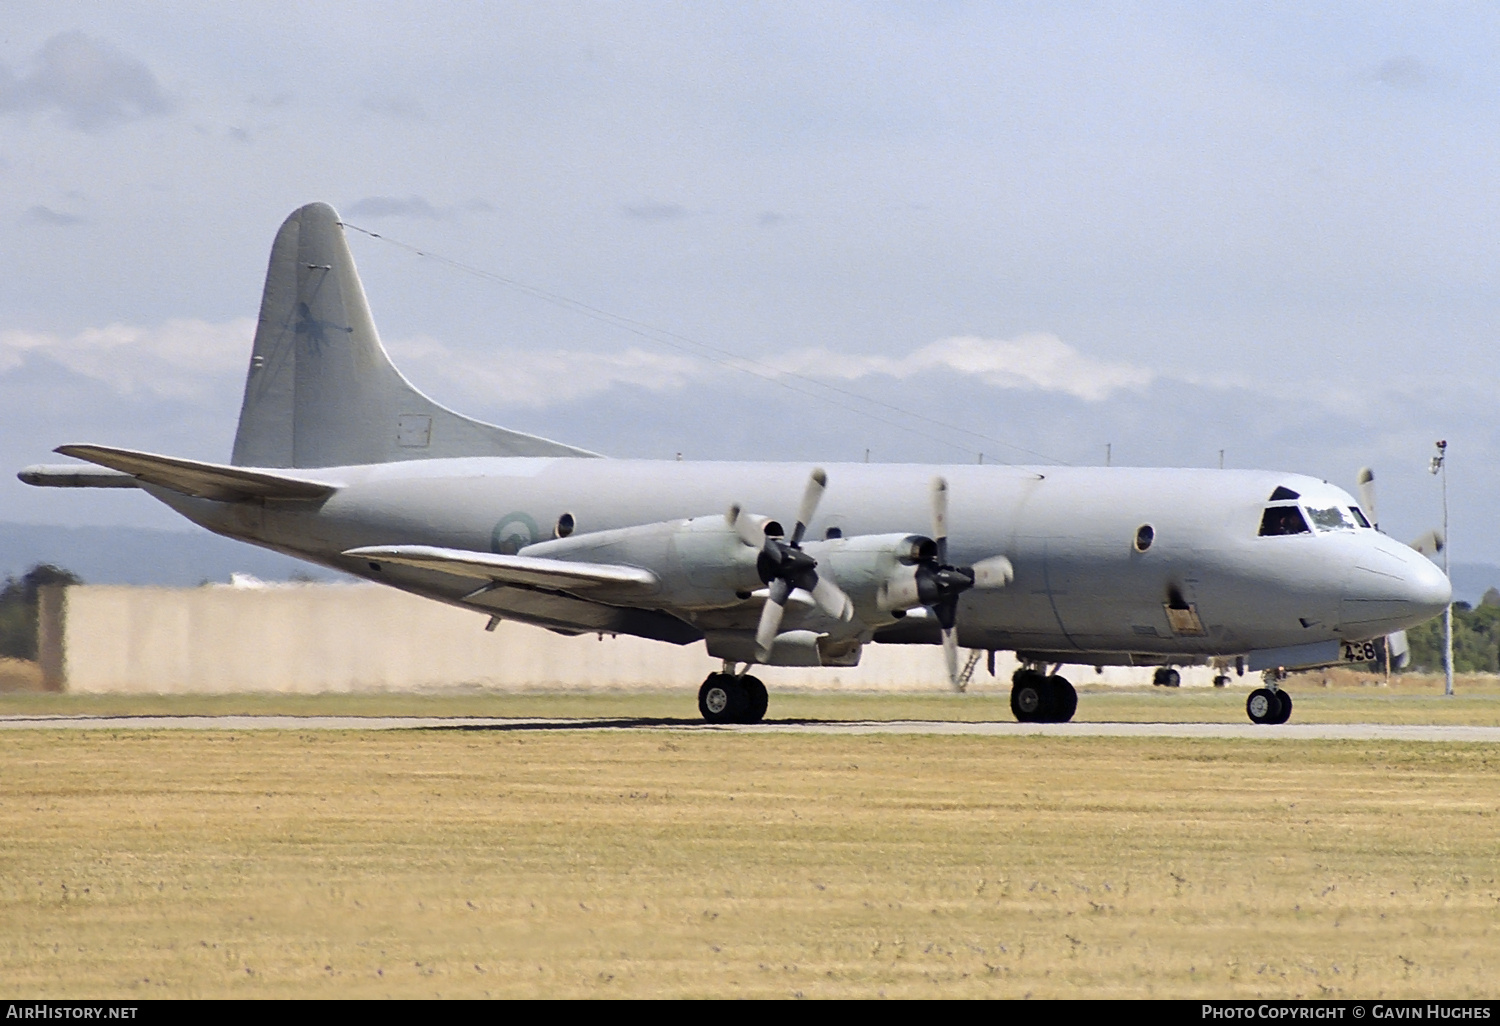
[1,729,1498,998]
[4,673,1500,725]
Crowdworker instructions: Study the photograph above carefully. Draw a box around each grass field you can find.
[2,724,1499,998]
[4,669,1500,725]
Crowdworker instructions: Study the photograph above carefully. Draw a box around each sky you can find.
[0,2,1495,562]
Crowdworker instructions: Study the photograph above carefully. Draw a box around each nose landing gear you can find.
[1246,683,1293,724]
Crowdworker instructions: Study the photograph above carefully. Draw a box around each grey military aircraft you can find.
[19,203,1452,725]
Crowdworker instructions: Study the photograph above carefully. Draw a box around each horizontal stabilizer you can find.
[18,464,140,488]
[346,544,659,594]
[54,445,338,502]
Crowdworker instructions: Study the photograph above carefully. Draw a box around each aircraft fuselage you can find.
[153,457,1451,669]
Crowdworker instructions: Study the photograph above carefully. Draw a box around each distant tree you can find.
[1483,587,1500,608]
[1405,602,1500,674]
[0,563,82,661]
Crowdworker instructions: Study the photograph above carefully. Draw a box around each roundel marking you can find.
[490,512,543,555]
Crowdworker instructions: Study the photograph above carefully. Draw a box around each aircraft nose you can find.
[1340,535,1452,636]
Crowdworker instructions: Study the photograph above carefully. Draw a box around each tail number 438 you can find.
[1341,640,1381,663]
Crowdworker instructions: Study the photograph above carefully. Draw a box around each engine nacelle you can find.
[806,534,1014,623]
[521,514,763,609]
[799,533,933,620]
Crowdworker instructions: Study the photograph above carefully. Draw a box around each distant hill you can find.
[0,523,351,586]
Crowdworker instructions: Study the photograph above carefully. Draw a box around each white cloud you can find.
[0,32,173,131]
[0,320,1157,413]
[0,319,252,401]
[388,336,701,409]
[390,331,1154,407]
[345,195,444,220]
[20,205,85,227]
[775,333,1154,401]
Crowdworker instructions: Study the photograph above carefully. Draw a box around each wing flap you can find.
[55,444,338,501]
[345,544,659,593]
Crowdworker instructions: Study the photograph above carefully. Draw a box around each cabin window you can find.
[1134,524,1155,552]
[1306,506,1357,532]
[1259,506,1310,536]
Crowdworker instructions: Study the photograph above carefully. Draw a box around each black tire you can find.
[1246,687,1279,725]
[1048,675,1077,723]
[698,674,745,724]
[1164,668,1181,688]
[1152,668,1168,686]
[738,675,769,723]
[1010,673,1047,722]
[1213,675,1229,688]
[1269,690,1293,725]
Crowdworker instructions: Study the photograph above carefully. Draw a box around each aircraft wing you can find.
[345,544,659,594]
[53,444,338,501]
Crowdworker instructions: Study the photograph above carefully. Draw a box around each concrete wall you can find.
[57,583,1220,693]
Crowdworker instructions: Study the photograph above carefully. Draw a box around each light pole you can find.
[1429,440,1453,696]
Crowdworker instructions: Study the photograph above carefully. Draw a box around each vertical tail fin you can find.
[231,202,596,468]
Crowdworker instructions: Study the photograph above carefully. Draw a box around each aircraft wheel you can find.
[698,674,745,724]
[1246,688,1280,725]
[1152,667,1181,687]
[1047,675,1077,723]
[1213,674,1229,688]
[738,675,769,724]
[1010,672,1048,722]
[1269,690,1293,725]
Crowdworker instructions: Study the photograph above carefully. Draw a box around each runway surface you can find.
[2,715,1499,741]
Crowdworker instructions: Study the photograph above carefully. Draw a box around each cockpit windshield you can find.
[1260,501,1369,537]
[1305,506,1358,532]
[1259,506,1311,536]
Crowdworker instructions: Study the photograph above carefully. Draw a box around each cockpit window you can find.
[1259,506,1311,536]
[1269,486,1301,501]
[1349,506,1372,529]
[1306,506,1357,532]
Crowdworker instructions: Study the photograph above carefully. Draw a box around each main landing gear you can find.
[1152,667,1182,687]
[698,671,769,724]
[1010,668,1077,723]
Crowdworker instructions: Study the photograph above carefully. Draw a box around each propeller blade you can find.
[929,476,949,566]
[1411,529,1445,560]
[791,468,828,546]
[1356,467,1378,529]
[970,555,1014,589]
[809,573,854,621]
[727,505,772,549]
[942,627,960,688]
[755,579,791,659]
[1386,630,1410,670]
